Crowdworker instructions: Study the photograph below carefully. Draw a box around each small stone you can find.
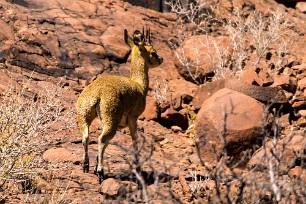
[292,101,305,109]
[273,74,289,88]
[292,63,304,69]
[171,125,182,133]
[298,77,306,91]
[298,110,306,117]
[289,166,306,182]
[159,138,169,145]
[278,113,290,128]
[99,178,126,197]
[296,2,306,13]
[283,67,292,76]
[43,148,80,163]
[161,108,189,130]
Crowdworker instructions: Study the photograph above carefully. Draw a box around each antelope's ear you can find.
[124,29,134,48]
[132,30,144,47]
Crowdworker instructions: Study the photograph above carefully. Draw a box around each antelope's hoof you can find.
[97,170,104,184]
[136,166,141,173]
[94,156,98,175]
[98,173,103,184]
[94,164,98,175]
[83,162,89,173]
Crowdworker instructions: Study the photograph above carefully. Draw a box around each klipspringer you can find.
[76,28,163,183]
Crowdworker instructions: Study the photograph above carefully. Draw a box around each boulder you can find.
[192,78,287,111]
[174,35,230,84]
[195,88,266,163]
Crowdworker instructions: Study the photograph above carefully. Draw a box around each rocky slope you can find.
[1,0,306,203]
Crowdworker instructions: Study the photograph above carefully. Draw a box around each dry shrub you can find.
[166,0,294,82]
[0,80,73,193]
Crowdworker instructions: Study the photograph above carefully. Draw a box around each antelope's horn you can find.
[142,27,145,41]
[147,27,151,45]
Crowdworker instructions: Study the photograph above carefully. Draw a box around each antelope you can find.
[76,28,163,183]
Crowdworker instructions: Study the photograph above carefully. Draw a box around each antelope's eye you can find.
[151,52,158,58]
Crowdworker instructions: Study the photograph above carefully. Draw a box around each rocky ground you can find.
[1,0,306,203]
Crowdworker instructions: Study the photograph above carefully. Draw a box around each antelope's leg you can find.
[96,123,117,184]
[128,117,140,172]
[81,125,90,173]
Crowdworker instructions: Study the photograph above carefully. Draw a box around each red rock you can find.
[248,134,306,170]
[100,26,130,61]
[195,88,266,163]
[272,73,292,91]
[296,2,306,13]
[2,0,306,202]
[278,113,290,128]
[283,67,293,75]
[0,19,13,41]
[34,32,61,58]
[241,68,260,85]
[257,69,274,86]
[289,76,298,90]
[168,79,197,105]
[292,63,306,72]
[0,69,21,91]
[124,0,162,11]
[43,148,80,163]
[0,0,180,85]
[171,125,183,133]
[141,96,159,121]
[297,77,306,91]
[288,166,306,182]
[99,178,126,197]
[241,67,273,86]
[161,108,189,130]
[193,79,287,111]
[79,18,108,35]
[298,110,306,117]
[276,0,303,2]
[57,0,97,16]
[174,35,230,84]
[292,100,305,109]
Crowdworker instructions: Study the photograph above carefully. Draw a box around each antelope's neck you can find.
[130,47,149,94]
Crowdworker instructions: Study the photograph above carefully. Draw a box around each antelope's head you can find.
[124,28,163,68]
